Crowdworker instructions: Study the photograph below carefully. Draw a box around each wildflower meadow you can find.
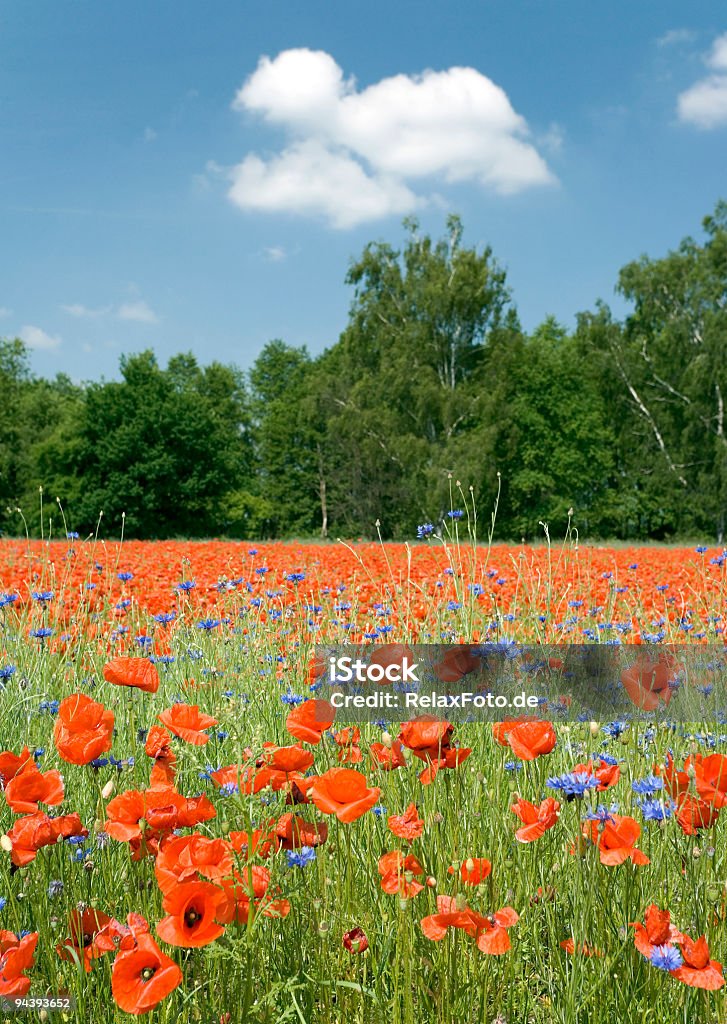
[0,526,726,1023]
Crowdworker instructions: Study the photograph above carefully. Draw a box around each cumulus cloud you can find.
[228,49,555,228]
[21,325,62,351]
[117,300,159,324]
[677,32,727,129]
[657,28,696,48]
[61,303,112,318]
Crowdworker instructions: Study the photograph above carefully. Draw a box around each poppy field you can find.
[1,534,727,1023]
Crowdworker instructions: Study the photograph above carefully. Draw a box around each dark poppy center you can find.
[140,966,156,982]
[82,932,93,947]
[184,907,201,927]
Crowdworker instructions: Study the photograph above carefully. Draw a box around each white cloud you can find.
[0,306,11,318]
[657,28,696,48]
[117,300,159,324]
[143,126,158,142]
[263,245,287,262]
[677,32,727,128]
[228,49,555,228]
[61,303,112,318]
[21,324,62,351]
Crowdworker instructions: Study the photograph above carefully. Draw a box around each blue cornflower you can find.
[650,945,683,971]
[48,880,64,898]
[632,776,663,796]
[280,691,305,706]
[447,510,464,520]
[66,532,79,539]
[220,782,239,797]
[31,591,54,602]
[30,628,53,639]
[176,580,196,592]
[417,523,435,539]
[504,761,522,772]
[639,799,673,822]
[546,772,599,798]
[117,572,134,581]
[0,665,16,681]
[197,619,221,631]
[286,846,316,868]
[0,897,6,912]
[285,572,306,583]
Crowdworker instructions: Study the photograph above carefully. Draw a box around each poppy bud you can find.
[101,779,115,800]
[589,722,600,737]
[342,927,369,954]
[318,921,330,936]
[381,731,393,749]
[426,876,437,888]
[619,730,630,745]
[0,834,12,853]
[465,858,475,873]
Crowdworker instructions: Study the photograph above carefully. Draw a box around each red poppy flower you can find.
[620,650,681,711]
[571,759,620,791]
[671,934,724,990]
[369,739,406,771]
[54,693,114,765]
[217,866,290,925]
[229,826,281,859]
[311,768,380,823]
[156,880,226,948]
[158,704,218,745]
[111,932,182,1015]
[433,645,481,682]
[333,727,363,764]
[342,927,369,954]
[285,699,336,745]
[560,939,603,957]
[654,752,691,800]
[155,834,234,895]
[4,763,64,814]
[694,754,727,807]
[510,796,560,843]
[448,858,492,886]
[103,657,160,694]
[398,716,471,784]
[145,725,176,764]
[492,718,537,747]
[631,905,686,959]
[104,787,215,846]
[388,803,424,841]
[378,851,425,897]
[675,793,720,835]
[6,811,87,866]
[504,720,557,761]
[274,813,328,850]
[0,931,38,997]
[582,814,649,866]
[210,763,271,795]
[57,908,113,972]
[421,896,518,955]
[0,747,33,786]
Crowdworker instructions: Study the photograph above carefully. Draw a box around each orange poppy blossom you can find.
[579,814,649,866]
[432,644,481,682]
[378,851,425,897]
[510,796,561,843]
[631,905,686,959]
[262,742,316,790]
[492,718,538,747]
[333,727,363,764]
[3,762,64,814]
[570,758,621,791]
[111,931,182,1015]
[311,768,380,823]
[5,811,88,867]
[654,752,692,800]
[95,912,152,956]
[694,753,727,807]
[398,716,471,784]
[670,934,724,990]
[145,725,177,787]
[421,896,519,955]
[103,786,216,857]
[274,813,328,850]
[156,880,227,948]
[674,793,720,836]
[503,720,557,762]
[0,931,39,998]
[620,649,682,711]
[57,908,113,972]
[387,803,424,841]
[53,693,114,765]
[103,656,160,693]
[154,834,234,895]
[157,703,218,745]
[285,699,336,745]
[368,643,416,680]
[210,763,272,795]
[216,865,290,925]
[230,825,281,859]
[560,939,604,957]
[0,746,34,786]
[369,738,407,771]
[448,857,492,885]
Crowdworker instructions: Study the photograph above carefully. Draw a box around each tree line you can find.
[2,205,727,542]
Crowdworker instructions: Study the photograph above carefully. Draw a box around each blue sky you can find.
[2,0,727,382]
